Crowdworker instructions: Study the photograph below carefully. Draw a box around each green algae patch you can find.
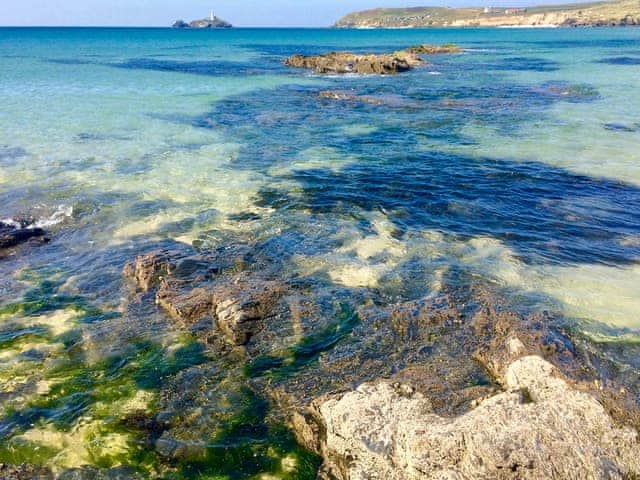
[132,340,209,391]
[160,391,321,480]
[0,270,120,325]
[245,303,359,380]
[0,437,59,465]
[0,270,320,478]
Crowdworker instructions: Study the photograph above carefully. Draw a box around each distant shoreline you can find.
[1,24,638,29]
[335,0,640,28]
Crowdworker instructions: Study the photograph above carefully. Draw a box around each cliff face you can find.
[335,0,640,28]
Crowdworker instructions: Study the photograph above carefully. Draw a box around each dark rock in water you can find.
[157,281,213,326]
[598,56,640,65]
[212,274,286,345]
[318,90,386,105]
[125,244,286,345]
[123,249,181,292]
[0,463,53,480]
[0,220,47,251]
[0,145,27,162]
[0,464,142,480]
[284,50,422,75]
[171,20,190,28]
[284,45,461,75]
[157,269,286,345]
[172,16,232,29]
[57,466,144,480]
[227,211,261,222]
[604,122,639,132]
[405,43,463,55]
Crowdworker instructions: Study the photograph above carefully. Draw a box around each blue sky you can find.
[1,0,595,27]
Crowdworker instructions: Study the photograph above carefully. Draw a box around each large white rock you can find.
[320,356,639,479]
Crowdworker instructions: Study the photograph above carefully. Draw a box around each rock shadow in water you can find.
[255,151,640,267]
[487,56,560,72]
[598,56,640,65]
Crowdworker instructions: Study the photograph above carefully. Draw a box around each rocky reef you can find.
[115,237,640,480]
[284,44,459,75]
[3,233,637,478]
[285,52,420,75]
[405,44,463,54]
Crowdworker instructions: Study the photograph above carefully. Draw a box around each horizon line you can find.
[0,25,336,29]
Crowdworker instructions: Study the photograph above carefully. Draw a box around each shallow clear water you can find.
[1,26,639,477]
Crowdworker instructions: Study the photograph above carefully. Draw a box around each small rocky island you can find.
[172,11,232,29]
[284,44,461,75]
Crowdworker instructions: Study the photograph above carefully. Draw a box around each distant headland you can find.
[335,0,640,28]
[172,11,232,29]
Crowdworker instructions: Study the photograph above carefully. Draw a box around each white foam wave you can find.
[33,204,73,229]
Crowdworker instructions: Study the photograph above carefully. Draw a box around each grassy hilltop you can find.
[334,0,640,27]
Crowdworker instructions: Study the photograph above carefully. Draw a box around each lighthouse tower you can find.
[210,10,215,21]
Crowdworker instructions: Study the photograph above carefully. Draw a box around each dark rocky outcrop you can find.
[318,90,421,108]
[284,44,463,75]
[0,463,53,480]
[0,463,142,480]
[172,16,232,29]
[284,50,423,75]
[124,244,288,347]
[318,90,386,104]
[0,219,47,252]
[405,44,463,54]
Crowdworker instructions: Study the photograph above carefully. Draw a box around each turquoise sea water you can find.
[1,27,640,477]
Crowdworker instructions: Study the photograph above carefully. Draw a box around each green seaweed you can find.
[0,274,120,324]
[161,389,321,480]
[133,340,209,390]
[245,302,359,380]
[0,335,207,444]
[0,271,320,478]
[0,325,49,349]
[0,437,59,465]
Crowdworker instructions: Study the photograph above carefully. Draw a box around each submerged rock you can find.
[318,90,386,104]
[318,90,420,108]
[0,463,53,480]
[604,122,640,133]
[123,249,181,292]
[212,275,286,345]
[319,355,640,480]
[0,464,142,480]
[125,245,288,346]
[284,51,422,75]
[405,44,463,54]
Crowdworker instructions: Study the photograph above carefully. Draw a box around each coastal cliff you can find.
[335,0,640,28]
